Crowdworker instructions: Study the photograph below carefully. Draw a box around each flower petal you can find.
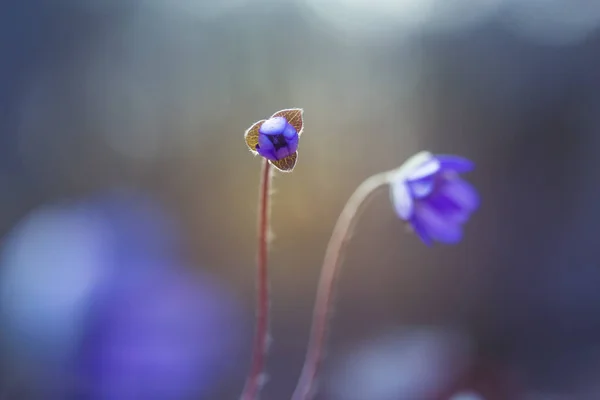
[438,177,480,213]
[390,180,413,220]
[244,119,266,153]
[269,152,298,172]
[283,123,298,140]
[413,202,463,244]
[391,151,434,182]
[256,134,277,160]
[274,145,293,160]
[406,157,441,182]
[426,191,470,225]
[408,216,433,246]
[407,178,435,199]
[271,108,303,136]
[436,155,475,173]
[259,117,287,135]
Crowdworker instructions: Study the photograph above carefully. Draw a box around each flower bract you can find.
[244,108,304,172]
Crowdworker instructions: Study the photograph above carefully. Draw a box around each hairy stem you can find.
[241,159,272,400]
[291,172,391,400]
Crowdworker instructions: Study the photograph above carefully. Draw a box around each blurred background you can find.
[1,0,600,399]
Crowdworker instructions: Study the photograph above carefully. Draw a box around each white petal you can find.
[403,151,433,169]
[390,181,413,220]
[406,157,441,182]
[391,151,434,181]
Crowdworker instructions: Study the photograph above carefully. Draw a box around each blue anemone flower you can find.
[244,108,304,172]
[256,116,299,161]
[390,151,479,245]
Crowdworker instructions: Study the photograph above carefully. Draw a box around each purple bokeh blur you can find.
[78,266,239,400]
[0,191,244,399]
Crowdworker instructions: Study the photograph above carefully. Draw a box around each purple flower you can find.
[244,108,304,172]
[389,151,479,245]
[78,268,242,400]
[256,117,299,160]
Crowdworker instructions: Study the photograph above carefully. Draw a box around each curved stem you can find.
[291,171,391,400]
[241,159,272,400]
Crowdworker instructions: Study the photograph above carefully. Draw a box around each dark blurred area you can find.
[1,0,600,399]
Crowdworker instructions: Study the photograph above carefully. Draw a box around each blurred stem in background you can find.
[291,172,390,400]
[241,159,272,400]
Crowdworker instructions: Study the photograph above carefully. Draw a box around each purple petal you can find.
[256,147,273,160]
[413,203,463,244]
[407,177,435,199]
[274,146,292,160]
[390,181,413,220]
[256,134,276,160]
[409,216,432,246]
[426,191,471,225]
[406,157,441,182]
[270,109,303,135]
[426,191,462,213]
[283,130,299,154]
[282,123,298,140]
[259,117,287,135]
[438,177,480,213]
[435,155,475,173]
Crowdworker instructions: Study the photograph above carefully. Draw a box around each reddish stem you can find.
[241,159,272,400]
[291,172,390,400]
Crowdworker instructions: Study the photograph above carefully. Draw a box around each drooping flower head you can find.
[244,108,304,172]
[389,151,479,245]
